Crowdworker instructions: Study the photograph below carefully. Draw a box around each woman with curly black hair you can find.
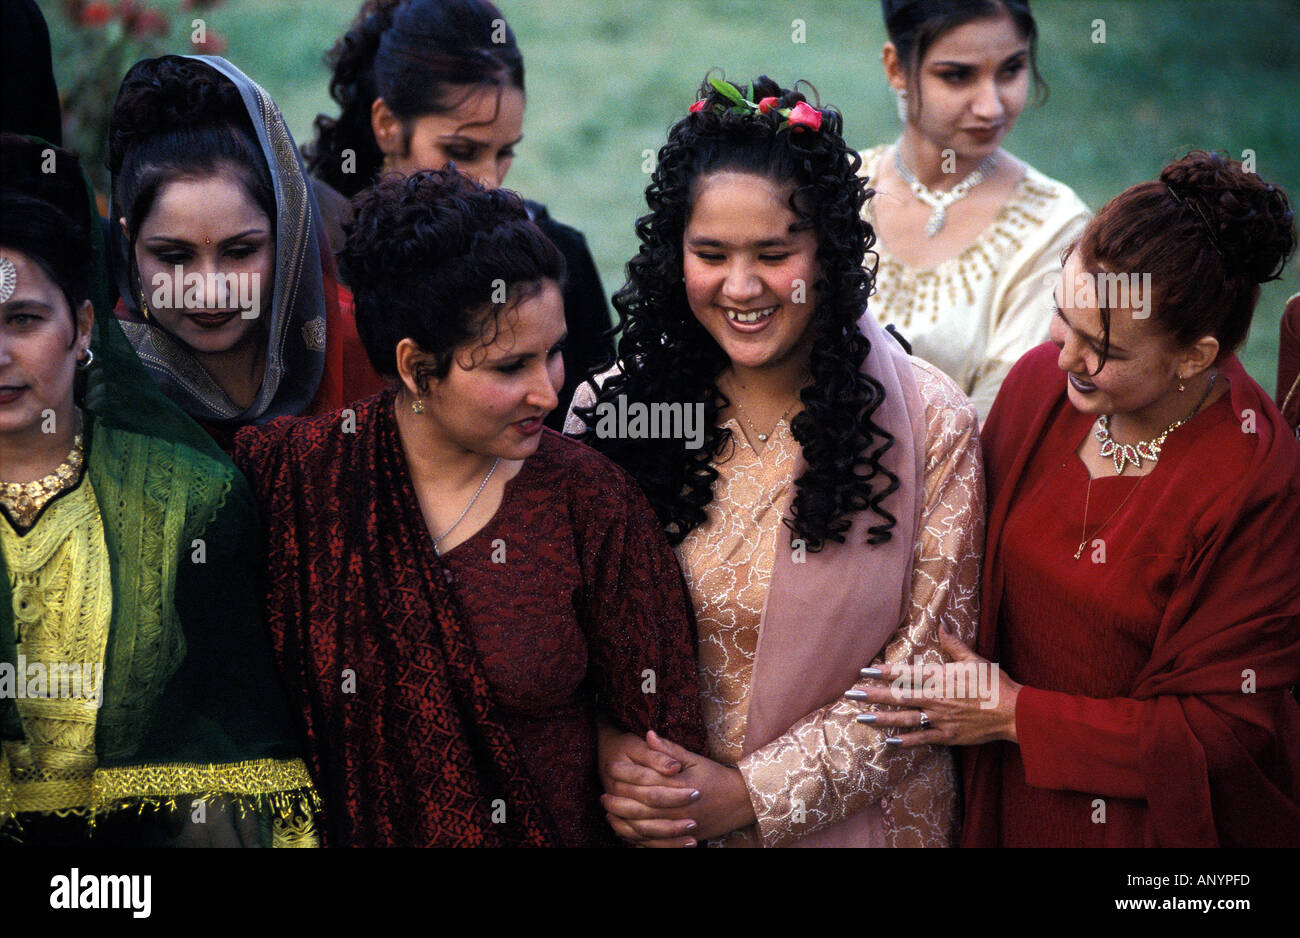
[304,0,612,432]
[566,75,985,847]
[232,167,706,847]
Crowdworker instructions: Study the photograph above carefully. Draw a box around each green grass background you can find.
[41,0,1300,392]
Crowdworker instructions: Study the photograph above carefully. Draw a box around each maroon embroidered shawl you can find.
[233,393,556,846]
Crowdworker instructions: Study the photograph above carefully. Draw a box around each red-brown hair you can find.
[1075,151,1294,364]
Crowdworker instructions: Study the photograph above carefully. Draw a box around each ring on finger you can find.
[918,711,931,730]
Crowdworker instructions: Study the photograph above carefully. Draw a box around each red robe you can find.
[964,343,1300,847]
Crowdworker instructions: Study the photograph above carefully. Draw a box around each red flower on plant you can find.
[787,101,823,132]
[689,100,706,114]
[757,97,778,114]
[191,25,227,54]
[129,9,169,38]
[79,1,113,27]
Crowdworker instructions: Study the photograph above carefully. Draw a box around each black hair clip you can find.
[1166,184,1225,261]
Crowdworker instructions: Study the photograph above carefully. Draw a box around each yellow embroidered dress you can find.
[858,145,1091,419]
[1,469,111,818]
[0,416,318,846]
[0,133,318,845]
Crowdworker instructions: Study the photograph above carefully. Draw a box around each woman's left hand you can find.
[846,629,1023,747]
[601,731,757,844]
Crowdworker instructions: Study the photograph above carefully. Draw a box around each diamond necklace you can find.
[1094,372,1217,476]
[893,144,998,237]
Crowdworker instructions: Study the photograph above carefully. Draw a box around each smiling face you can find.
[0,248,92,441]
[897,11,1030,160]
[376,84,525,190]
[682,171,819,375]
[129,170,273,356]
[412,278,566,461]
[1050,250,1189,420]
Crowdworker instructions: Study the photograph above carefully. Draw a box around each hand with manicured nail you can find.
[599,730,755,846]
[841,629,1023,748]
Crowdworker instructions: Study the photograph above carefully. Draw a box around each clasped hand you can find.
[596,727,755,847]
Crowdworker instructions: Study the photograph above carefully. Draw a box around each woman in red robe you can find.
[232,167,706,846]
[850,151,1300,847]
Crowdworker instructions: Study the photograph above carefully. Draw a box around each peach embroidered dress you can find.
[569,339,984,847]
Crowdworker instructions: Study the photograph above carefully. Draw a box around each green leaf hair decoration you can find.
[690,78,825,134]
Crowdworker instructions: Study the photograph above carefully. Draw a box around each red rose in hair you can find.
[190,25,227,54]
[689,100,706,114]
[788,101,822,132]
[757,97,779,114]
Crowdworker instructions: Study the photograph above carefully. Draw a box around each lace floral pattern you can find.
[684,360,984,846]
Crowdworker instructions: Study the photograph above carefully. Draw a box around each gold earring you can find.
[1178,375,1186,393]
[411,397,425,415]
[136,276,153,322]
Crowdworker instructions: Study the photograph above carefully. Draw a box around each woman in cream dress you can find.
[864,0,1090,418]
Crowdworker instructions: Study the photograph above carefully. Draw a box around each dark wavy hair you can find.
[340,166,564,385]
[883,0,1047,109]
[305,0,523,198]
[573,74,897,551]
[1076,150,1295,369]
[107,56,275,284]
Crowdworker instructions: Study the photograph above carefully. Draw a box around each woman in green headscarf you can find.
[0,133,317,846]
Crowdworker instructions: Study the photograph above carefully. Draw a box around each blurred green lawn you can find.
[42,0,1300,391]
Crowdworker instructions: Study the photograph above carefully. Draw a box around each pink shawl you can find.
[744,312,926,847]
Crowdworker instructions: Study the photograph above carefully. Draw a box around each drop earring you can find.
[895,87,909,123]
[1178,374,1186,393]
[136,275,153,323]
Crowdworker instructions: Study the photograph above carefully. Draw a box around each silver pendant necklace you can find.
[893,145,998,237]
[431,457,500,556]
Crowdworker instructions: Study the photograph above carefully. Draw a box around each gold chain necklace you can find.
[722,370,809,446]
[1074,474,1144,560]
[731,394,801,445]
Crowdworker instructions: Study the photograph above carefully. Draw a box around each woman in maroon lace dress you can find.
[232,168,705,846]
